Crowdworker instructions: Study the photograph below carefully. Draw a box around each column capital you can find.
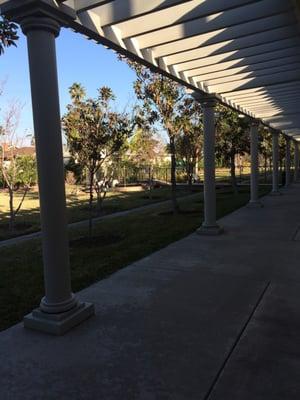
[250,118,260,128]
[21,16,61,37]
[189,91,218,108]
[271,129,280,136]
[0,0,76,26]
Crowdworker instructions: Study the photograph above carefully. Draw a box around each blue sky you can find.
[0,27,137,141]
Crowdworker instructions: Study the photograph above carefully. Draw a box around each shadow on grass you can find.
[0,186,203,242]
[70,232,124,248]
[0,186,273,332]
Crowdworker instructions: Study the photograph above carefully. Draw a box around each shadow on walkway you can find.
[1,184,300,399]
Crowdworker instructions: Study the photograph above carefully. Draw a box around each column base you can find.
[247,200,263,208]
[270,191,282,196]
[24,301,95,335]
[197,224,224,236]
[282,184,292,191]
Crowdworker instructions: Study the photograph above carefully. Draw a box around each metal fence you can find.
[114,165,284,186]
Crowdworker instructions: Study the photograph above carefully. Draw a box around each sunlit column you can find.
[294,140,299,182]
[271,131,281,195]
[197,95,223,235]
[248,120,263,207]
[285,136,291,188]
[20,16,94,335]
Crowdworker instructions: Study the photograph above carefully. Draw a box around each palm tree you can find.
[69,83,86,105]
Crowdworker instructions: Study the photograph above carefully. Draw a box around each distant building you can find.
[62,144,71,165]
[1,144,36,161]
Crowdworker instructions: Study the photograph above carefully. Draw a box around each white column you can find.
[294,140,299,182]
[285,136,291,188]
[198,96,223,235]
[248,120,263,207]
[21,17,94,335]
[271,131,281,195]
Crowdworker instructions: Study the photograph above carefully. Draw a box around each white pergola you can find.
[1,0,300,334]
[61,0,300,135]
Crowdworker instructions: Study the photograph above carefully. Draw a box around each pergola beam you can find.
[112,0,262,39]
[225,85,300,100]
[226,86,300,100]
[265,112,300,121]
[165,34,300,67]
[236,94,300,105]
[250,102,300,109]
[252,107,300,114]
[185,54,300,79]
[284,128,300,132]
[261,110,300,117]
[196,62,300,87]
[136,0,292,49]
[272,123,300,129]
[232,95,300,106]
[73,0,190,16]
[178,46,300,73]
[218,73,300,94]
[152,12,295,58]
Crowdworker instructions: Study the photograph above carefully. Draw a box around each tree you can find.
[176,100,203,188]
[128,128,166,195]
[259,128,273,182]
[69,82,86,104]
[215,106,250,193]
[0,16,18,55]
[16,155,37,187]
[0,101,36,233]
[278,134,286,174]
[129,128,163,167]
[127,62,194,213]
[63,83,133,237]
[65,157,85,184]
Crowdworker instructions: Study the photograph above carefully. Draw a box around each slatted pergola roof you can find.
[3,0,300,137]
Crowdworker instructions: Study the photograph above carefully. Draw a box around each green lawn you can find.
[0,185,270,332]
[0,185,201,241]
[0,166,277,242]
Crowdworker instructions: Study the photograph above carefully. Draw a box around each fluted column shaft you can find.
[294,140,299,182]
[248,120,262,207]
[285,137,291,187]
[197,96,223,235]
[272,131,280,194]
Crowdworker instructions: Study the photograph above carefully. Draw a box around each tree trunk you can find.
[188,173,193,189]
[96,187,102,216]
[230,153,238,194]
[8,187,15,233]
[187,161,193,190]
[88,171,94,239]
[264,154,268,183]
[194,156,199,177]
[96,189,106,216]
[169,136,179,213]
[148,165,153,200]
[124,166,126,187]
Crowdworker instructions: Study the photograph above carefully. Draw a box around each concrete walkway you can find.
[1,184,300,399]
